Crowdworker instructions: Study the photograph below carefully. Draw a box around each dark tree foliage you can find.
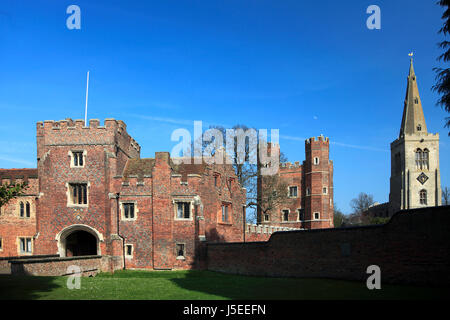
[0,182,28,207]
[433,0,450,134]
[333,203,346,228]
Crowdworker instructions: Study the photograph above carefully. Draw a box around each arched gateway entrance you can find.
[65,231,97,256]
[56,225,103,257]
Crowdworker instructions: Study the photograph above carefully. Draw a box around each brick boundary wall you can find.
[0,254,59,274]
[207,206,450,287]
[9,255,105,277]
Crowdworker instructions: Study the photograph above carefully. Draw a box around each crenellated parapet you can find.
[305,134,329,144]
[280,161,302,170]
[36,118,140,156]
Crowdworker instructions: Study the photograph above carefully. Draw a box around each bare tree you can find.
[348,192,375,225]
[195,124,288,224]
[248,173,289,220]
[443,186,449,205]
[350,192,375,214]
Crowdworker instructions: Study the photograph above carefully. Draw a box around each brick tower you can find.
[303,135,334,229]
[257,136,333,229]
[34,118,140,270]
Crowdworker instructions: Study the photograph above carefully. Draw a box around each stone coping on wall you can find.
[210,206,450,247]
[206,205,450,286]
[8,255,102,264]
[0,254,60,261]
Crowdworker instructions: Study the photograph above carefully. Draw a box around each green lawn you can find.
[0,270,448,300]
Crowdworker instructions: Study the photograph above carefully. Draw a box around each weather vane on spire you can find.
[409,52,414,60]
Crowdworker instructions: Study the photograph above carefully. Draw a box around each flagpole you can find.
[84,71,90,125]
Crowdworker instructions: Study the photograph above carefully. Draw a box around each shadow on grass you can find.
[0,275,62,300]
[167,270,450,300]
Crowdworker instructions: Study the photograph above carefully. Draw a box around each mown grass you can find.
[0,270,448,300]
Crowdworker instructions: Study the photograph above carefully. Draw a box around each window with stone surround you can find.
[174,201,192,220]
[289,186,298,198]
[213,173,220,187]
[415,149,429,171]
[264,214,270,222]
[176,243,185,259]
[19,201,24,217]
[323,187,328,195]
[19,237,32,254]
[26,202,30,218]
[125,244,133,258]
[70,150,86,168]
[121,202,136,220]
[298,209,305,221]
[221,203,231,223]
[282,209,289,222]
[313,212,320,220]
[420,189,427,205]
[314,157,320,165]
[69,183,88,205]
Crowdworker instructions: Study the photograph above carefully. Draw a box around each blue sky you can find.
[0,0,448,214]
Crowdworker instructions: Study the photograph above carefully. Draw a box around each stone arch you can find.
[56,224,104,257]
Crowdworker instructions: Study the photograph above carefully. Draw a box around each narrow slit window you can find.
[282,210,289,222]
[19,202,24,217]
[26,202,30,218]
[221,204,230,222]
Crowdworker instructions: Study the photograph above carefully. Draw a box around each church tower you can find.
[389,58,442,214]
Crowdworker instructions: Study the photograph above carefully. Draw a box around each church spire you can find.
[399,57,427,138]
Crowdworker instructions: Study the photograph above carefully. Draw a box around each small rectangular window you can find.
[26,202,31,218]
[264,214,270,222]
[123,203,135,219]
[73,151,84,167]
[213,173,220,187]
[176,244,185,258]
[323,187,327,194]
[176,202,191,219]
[314,157,320,165]
[70,183,88,205]
[19,202,24,217]
[125,244,133,257]
[289,186,298,197]
[20,237,32,253]
[221,204,230,222]
[282,210,289,222]
[0,238,3,250]
[298,209,305,221]
[314,212,320,220]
